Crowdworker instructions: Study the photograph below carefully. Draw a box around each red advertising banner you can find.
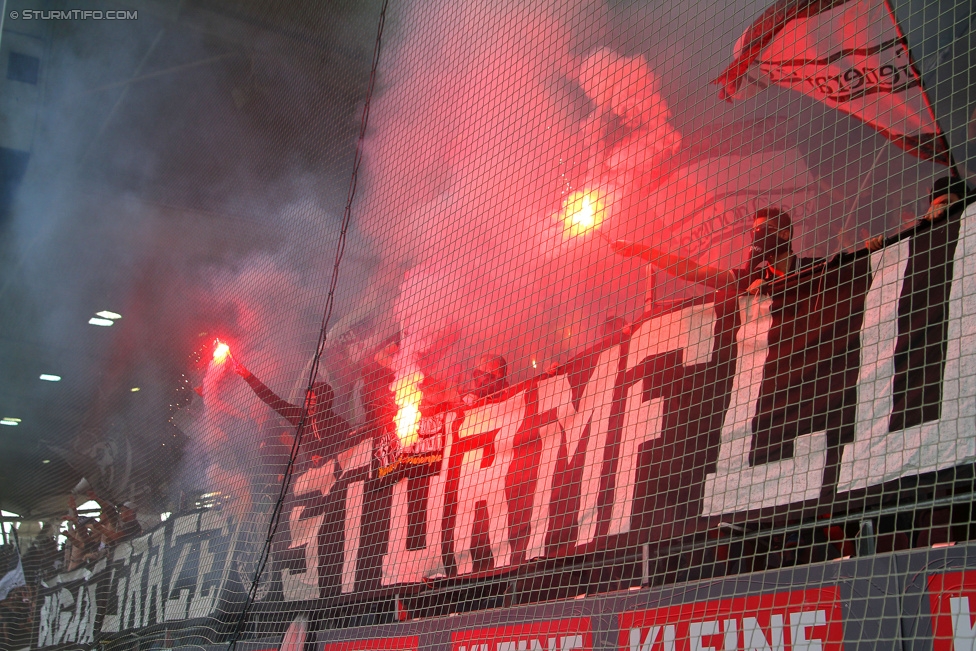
[618,588,844,651]
[929,571,976,651]
[322,637,420,651]
[451,618,593,651]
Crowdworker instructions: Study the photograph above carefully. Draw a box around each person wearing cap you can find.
[233,357,349,465]
[865,175,973,252]
[613,207,810,295]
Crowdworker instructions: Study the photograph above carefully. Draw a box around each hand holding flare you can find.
[611,239,739,291]
[611,239,656,260]
[229,352,249,378]
[212,340,231,363]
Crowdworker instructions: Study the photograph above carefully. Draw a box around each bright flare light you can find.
[1,418,19,426]
[213,341,230,363]
[89,317,114,327]
[561,190,606,238]
[96,311,121,320]
[392,371,424,447]
[39,374,61,382]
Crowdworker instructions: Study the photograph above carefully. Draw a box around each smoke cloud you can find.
[0,0,943,521]
[359,1,685,391]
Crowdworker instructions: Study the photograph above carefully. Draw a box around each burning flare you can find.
[392,371,424,447]
[213,340,230,363]
[561,190,606,238]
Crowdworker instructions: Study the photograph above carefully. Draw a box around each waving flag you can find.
[714,0,950,163]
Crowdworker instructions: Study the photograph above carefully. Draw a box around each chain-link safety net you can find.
[2,0,976,650]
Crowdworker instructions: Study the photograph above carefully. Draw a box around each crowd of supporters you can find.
[60,492,143,573]
[0,490,145,650]
[2,178,974,641]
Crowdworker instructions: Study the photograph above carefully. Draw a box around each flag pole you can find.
[881,0,963,180]
[840,145,888,251]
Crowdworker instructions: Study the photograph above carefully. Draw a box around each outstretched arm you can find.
[234,359,302,426]
[612,240,738,290]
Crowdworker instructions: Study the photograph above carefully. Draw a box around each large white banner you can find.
[269,206,976,595]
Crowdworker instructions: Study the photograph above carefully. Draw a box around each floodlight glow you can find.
[131,387,140,392]
[42,459,50,464]
[3,417,21,422]
[89,317,114,326]
[96,311,121,320]
[1,419,19,426]
[39,374,61,382]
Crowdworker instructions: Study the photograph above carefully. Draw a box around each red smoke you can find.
[360,2,686,392]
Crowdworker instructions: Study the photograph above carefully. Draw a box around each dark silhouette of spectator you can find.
[461,354,510,405]
[112,503,142,544]
[233,356,349,466]
[74,490,141,552]
[62,496,102,570]
[62,521,98,571]
[0,546,32,651]
[360,338,399,427]
[613,208,809,295]
[866,175,974,251]
[21,524,58,584]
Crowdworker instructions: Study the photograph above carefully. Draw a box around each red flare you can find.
[213,340,230,363]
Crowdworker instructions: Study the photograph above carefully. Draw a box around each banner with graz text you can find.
[32,509,244,650]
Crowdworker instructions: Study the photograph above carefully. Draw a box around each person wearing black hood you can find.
[612,207,809,295]
[232,357,348,467]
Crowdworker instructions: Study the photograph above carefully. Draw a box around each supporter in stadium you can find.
[232,356,349,465]
[112,503,142,544]
[62,506,99,571]
[612,208,811,294]
[359,336,399,426]
[75,490,141,550]
[0,546,31,651]
[22,523,59,583]
[460,354,510,405]
[866,175,973,252]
